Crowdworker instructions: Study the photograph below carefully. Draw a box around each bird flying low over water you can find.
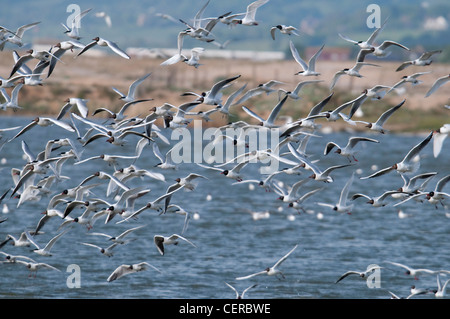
[236,244,298,280]
[361,131,433,179]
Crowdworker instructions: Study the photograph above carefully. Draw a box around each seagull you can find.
[25,229,69,257]
[95,11,112,28]
[225,282,258,299]
[288,187,323,213]
[425,74,450,98]
[0,21,40,49]
[15,260,60,277]
[47,40,86,77]
[434,273,450,298]
[233,80,285,106]
[433,124,449,158]
[9,49,63,79]
[81,242,119,257]
[288,143,352,183]
[387,72,431,95]
[197,162,248,182]
[351,190,404,207]
[338,19,387,50]
[0,81,24,111]
[119,187,185,220]
[62,8,92,40]
[90,226,147,245]
[361,131,433,179]
[231,0,270,26]
[391,171,438,201]
[9,117,75,142]
[165,204,192,235]
[280,93,334,135]
[76,36,130,59]
[242,95,288,128]
[396,50,442,72]
[56,98,89,120]
[1,232,34,248]
[385,261,437,280]
[372,40,410,58]
[335,265,383,283]
[182,74,241,106]
[111,73,151,103]
[270,25,299,40]
[277,80,323,101]
[92,98,153,122]
[330,62,380,90]
[153,234,196,256]
[107,262,161,282]
[324,136,379,162]
[354,99,405,134]
[0,251,36,264]
[317,173,355,213]
[236,244,298,280]
[273,178,311,203]
[152,143,177,169]
[290,41,324,76]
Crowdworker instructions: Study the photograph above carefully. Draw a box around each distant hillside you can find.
[0,0,449,60]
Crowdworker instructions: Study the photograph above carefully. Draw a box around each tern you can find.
[425,74,450,98]
[107,262,161,282]
[396,50,442,72]
[225,282,258,299]
[270,25,299,40]
[324,136,379,162]
[361,131,433,179]
[111,73,151,103]
[153,234,196,256]
[290,41,324,76]
[236,244,298,280]
[231,0,270,26]
[335,265,383,283]
[76,37,130,59]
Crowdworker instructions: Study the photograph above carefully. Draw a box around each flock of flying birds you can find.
[0,0,449,299]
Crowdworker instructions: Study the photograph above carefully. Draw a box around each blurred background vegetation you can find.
[0,0,449,62]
